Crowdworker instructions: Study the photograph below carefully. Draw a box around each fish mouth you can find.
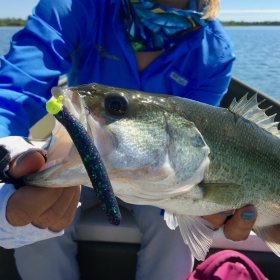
[23,87,98,188]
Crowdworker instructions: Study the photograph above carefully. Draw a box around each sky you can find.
[0,0,280,22]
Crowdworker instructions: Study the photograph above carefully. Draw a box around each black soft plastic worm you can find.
[46,96,121,226]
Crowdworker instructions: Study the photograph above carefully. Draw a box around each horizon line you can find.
[220,9,280,14]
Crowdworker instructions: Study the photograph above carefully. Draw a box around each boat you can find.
[1,76,280,280]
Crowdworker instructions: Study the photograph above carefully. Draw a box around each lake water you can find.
[0,27,22,56]
[225,26,280,102]
[0,26,280,101]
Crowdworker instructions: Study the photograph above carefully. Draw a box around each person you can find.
[0,0,258,279]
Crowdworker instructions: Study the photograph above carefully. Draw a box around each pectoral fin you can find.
[164,211,215,261]
[254,224,280,257]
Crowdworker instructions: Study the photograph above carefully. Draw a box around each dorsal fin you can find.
[228,93,280,138]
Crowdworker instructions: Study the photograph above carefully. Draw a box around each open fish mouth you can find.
[24,87,89,187]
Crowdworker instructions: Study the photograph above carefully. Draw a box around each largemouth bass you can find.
[24,83,280,261]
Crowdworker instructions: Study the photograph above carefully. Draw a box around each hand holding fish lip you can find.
[6,151,81,232]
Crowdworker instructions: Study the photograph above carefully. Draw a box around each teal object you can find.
[241,212,256,221]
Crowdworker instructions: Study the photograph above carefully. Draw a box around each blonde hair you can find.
[202,0,220,20]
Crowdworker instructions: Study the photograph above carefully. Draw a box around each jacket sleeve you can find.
[0,183,64,249]
[0,0,95,138]
[0,136,63,249]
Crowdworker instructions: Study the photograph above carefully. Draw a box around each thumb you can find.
[8,151,46,178]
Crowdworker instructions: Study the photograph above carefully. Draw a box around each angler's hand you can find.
[6,151,81,232]
[203,205,257,241]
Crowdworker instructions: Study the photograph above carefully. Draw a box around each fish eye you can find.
[104,93,129,116]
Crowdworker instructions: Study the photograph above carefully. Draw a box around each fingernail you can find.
[241,212,256,221]
[16,150,37,166]
[219,212,233,217]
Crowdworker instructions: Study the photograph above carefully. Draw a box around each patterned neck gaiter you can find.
[122,0,209,52]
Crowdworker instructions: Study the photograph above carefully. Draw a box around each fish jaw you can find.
[23,143,92,188]
[24,86,118,188]
[23,86,94,188]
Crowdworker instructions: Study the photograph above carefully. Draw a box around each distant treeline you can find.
[0,18,280,27]
[221,21,280,26]
[0,18,27,26]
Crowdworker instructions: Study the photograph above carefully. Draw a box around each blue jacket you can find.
[0,0,235,138]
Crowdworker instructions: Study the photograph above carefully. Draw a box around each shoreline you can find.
[0,19,280,27]
[221,21,280,26]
